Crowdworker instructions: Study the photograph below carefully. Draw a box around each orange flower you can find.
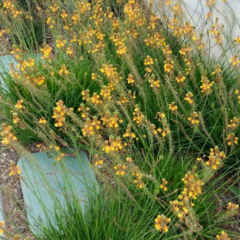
[216,231,231,240]
[9,161,21,176]
[39,117,47,124]
[169,102,178,112]
[0,221,5,234]
[155,214,171,233]
[15,100,24,110]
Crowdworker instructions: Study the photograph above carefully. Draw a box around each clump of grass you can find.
[0,0,240,239]
[1,0,240,164]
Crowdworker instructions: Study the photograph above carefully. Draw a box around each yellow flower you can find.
[188,112,199,125]
[91,93,101,104]
[12,112,20,125]
[230,55,239,66]
[234,36,240,43]
[9,161,21,176]
[52,100,68,128]
[226,202,239,216]
[56,38,67,49]
[0,221,5,234]
[163,45,172,57]
[160,178,168,191]
[61,10,68,19]
[13,234,21,240]
[206,12,212,19]
[228,117,239,130]
[94,160,103,166]
[176,72,186,84]
[206,0,216,7]
[1,124,18,145]
[149,75,160,88]
[206,146,225,170]
[144,55,154,66]
[57,152,65,161]
[155,214,171,233]
[123,125,136,139]
[226,133,238,146]
[127,74,135,85]
[40,44,53,61]
[169,102,178,112]
[50,4,59,12]
[184,92,194,104]
[164,59,174,73]
[15,99,24,110]
[200,76,214,95]
[39,117,47,124]
[114,163,128,176]
[181,171,204,200]
[59,64,69,75]
[216,231,231,240]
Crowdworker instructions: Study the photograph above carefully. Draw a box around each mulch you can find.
[0,143,35,240]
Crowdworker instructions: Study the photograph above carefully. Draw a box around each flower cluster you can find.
[12,112,20,125]
[181,171,204,200]
[226,202,239,216]
[49,145,65,161]
[123,125,136,139]
[101,113,123,130]
[176,72,186,84]
[0,221,5,235]
[133,105,145,126]
[200,76,214,95]
[206,146,226,170]
[209,18,223,44]
[9,161,21,176]
[216,231,231,240]
[40,44,53,61]
[82,117,101,136]
[154,214,171,233]
[1,124,17,145]
[34,74,45,86]
[102,137,123,154]
[160,178,168,191]
[2,0,22,18]
[230,55,239,67]
[15,100,24,110]
[144,32,166,48]
[94,154,103,166]
[144,55,154,73]
[226,133,238,146]
[164,59,174,73]
[184,92,194,104]
[52,100,68,128]
[114,163,128,176]
[100,64,122,90]
[169,102,178,112]
[188,112,199,125]
[148,75,160,89]
[169,170,204,223]
[39,117,47,124]
[228,117,239,130]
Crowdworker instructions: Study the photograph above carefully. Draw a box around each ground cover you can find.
[0,0,239,239]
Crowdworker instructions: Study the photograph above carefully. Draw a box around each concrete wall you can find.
[145,0,240,62]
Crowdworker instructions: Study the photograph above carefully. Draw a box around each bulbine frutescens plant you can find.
[0,0,240,239]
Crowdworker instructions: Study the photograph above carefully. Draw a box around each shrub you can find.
[0,0,240,239]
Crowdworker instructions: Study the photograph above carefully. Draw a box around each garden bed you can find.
[0,0,240,239]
